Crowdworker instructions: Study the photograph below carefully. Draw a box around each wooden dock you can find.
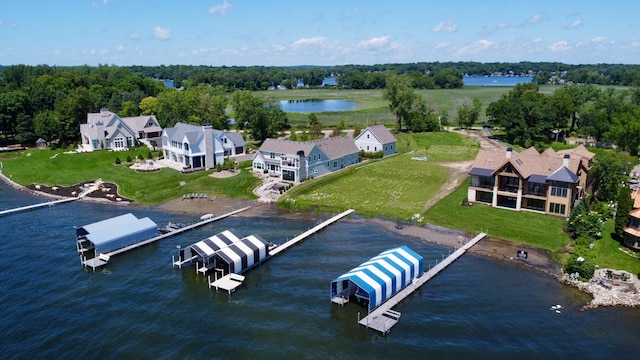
[0,183,98,216]
[82,206,255,269]
[358,232,487,335]
[269,209,355,257]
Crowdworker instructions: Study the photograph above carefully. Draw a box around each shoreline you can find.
[1,172,638,309]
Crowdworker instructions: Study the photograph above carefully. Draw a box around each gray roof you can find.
[547,166,579,183]
[469,167,494,177]
[120,115,162,134]
[311,136,360,160]
[164,122,204,144]
[356,124,396,144]
[258,138,316,157]
[223,131,246,147]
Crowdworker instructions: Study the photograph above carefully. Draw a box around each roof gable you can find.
[354,124,396,144]
[547,166,579,183]
[310,136,359,160]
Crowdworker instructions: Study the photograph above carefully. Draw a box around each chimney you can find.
[506,148,512,159]
[100,107,110,117]
[563,154,570,167]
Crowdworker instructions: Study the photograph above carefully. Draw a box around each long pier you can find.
[358,232,487,334]
[269,209,355,257]
[0,185,98,216]
[82,206,255,269]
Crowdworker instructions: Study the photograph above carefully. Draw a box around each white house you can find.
[252,136,360,183]
[79,108,162,152]
[353,124,396,157]
[161,123,246,172]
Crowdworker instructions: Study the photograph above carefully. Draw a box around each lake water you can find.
[1,181,639,359]
[280,99,356,113]
[463,76,534,86]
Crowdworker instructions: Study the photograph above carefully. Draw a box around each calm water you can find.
[463,76,534,86]
[280,99,356,113]
[1,181,639,359]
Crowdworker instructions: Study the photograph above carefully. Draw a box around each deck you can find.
[208,273,246,293]
[358,232,487,334]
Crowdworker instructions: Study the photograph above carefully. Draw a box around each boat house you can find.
[174,229,271,276]
[331,246,423,312]
[76,213,158,268]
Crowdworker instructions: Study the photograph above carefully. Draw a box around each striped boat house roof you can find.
[181,229,269,275]
[331,246,423,312]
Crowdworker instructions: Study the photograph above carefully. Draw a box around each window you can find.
[527,182,547,196]
[367,146,369,151]
[127,136,133,147]
[270,152,276,159]
[367,134,369,139]
[550,181,568,197]
[472,176,494,188]
[114,138,125,148]
[333,161,338,168]
[549,203,566,215]
[526,198,546,211]
[184,143,189,151]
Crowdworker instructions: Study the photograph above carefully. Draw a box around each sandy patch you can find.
[210,170,240,179]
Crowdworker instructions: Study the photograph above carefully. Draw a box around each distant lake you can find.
[463,76,534,86]
[280,99,356,113]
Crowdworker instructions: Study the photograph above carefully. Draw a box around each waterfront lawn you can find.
[423,177,571,251]
[281,131,479,219]
[593,220,640,274]
[0,148,259,205]
[282,153,451,220]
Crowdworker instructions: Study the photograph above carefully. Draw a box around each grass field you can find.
[251,86,554,129]
[0,148,260,205]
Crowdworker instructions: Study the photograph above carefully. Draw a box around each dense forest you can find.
[1,62,640,147]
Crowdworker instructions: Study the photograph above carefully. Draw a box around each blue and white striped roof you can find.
[216,234,268,274]
[191,229,242,258]
[331,246,423,312]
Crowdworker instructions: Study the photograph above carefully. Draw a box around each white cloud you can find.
[457,39,494,55]
[292,36,327,48]
[83,48,109,55]
[129,32,139,40]
[154,26,172,40]
[496,21,509,29]
[548,40,572,52]
[116,44,124,52]
[435,42,450,49]
[209,1,232,16]
[432,20,457,33]
[359,36,390,49]
[529,13,541,24]
[565,19,582,29]
[591,36,606,43]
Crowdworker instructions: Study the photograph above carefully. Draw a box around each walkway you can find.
[358,232,487,334]
[0,180,100,216]
[269,209,355,256]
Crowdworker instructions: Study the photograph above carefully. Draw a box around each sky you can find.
[1,0,639,67]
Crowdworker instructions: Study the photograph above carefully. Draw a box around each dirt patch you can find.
[210,170,240,179]
[422,160,472,211]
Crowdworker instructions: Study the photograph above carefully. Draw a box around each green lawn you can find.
[0,147,260,205]
[593,219,640,274]
[281,131,479,220]
[423,177,571,251]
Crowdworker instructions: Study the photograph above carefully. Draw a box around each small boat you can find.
[200,213,215,221]
[158,221,186,234]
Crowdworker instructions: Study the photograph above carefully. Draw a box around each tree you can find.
[486,83,554,147]
[383,74,416,131]
[352,124,362,138]
[590,152,626,202]
[615,185,632,239]
[230,91,286,143]
[33,110,61,142]
[408,97,440,132]
[550,88,574,141]
[139,96,160,116]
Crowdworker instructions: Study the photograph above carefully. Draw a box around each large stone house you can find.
[353,124,396,157]
[252,136,360,183]
[79,108,162,152]
[161,122,245,172]
[467,145,595,217]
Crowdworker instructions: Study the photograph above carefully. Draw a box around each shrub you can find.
[115,157,121,165]
[147,151,153,160]
[565,255,596,281]
[126,155,132,163]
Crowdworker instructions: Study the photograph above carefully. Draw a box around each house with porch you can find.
[79,108,162,152]
[467,145,595,217]
[252,136,360,183]
[353,124,396,157]
[623,188,640,251]
[161,122,225,172]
